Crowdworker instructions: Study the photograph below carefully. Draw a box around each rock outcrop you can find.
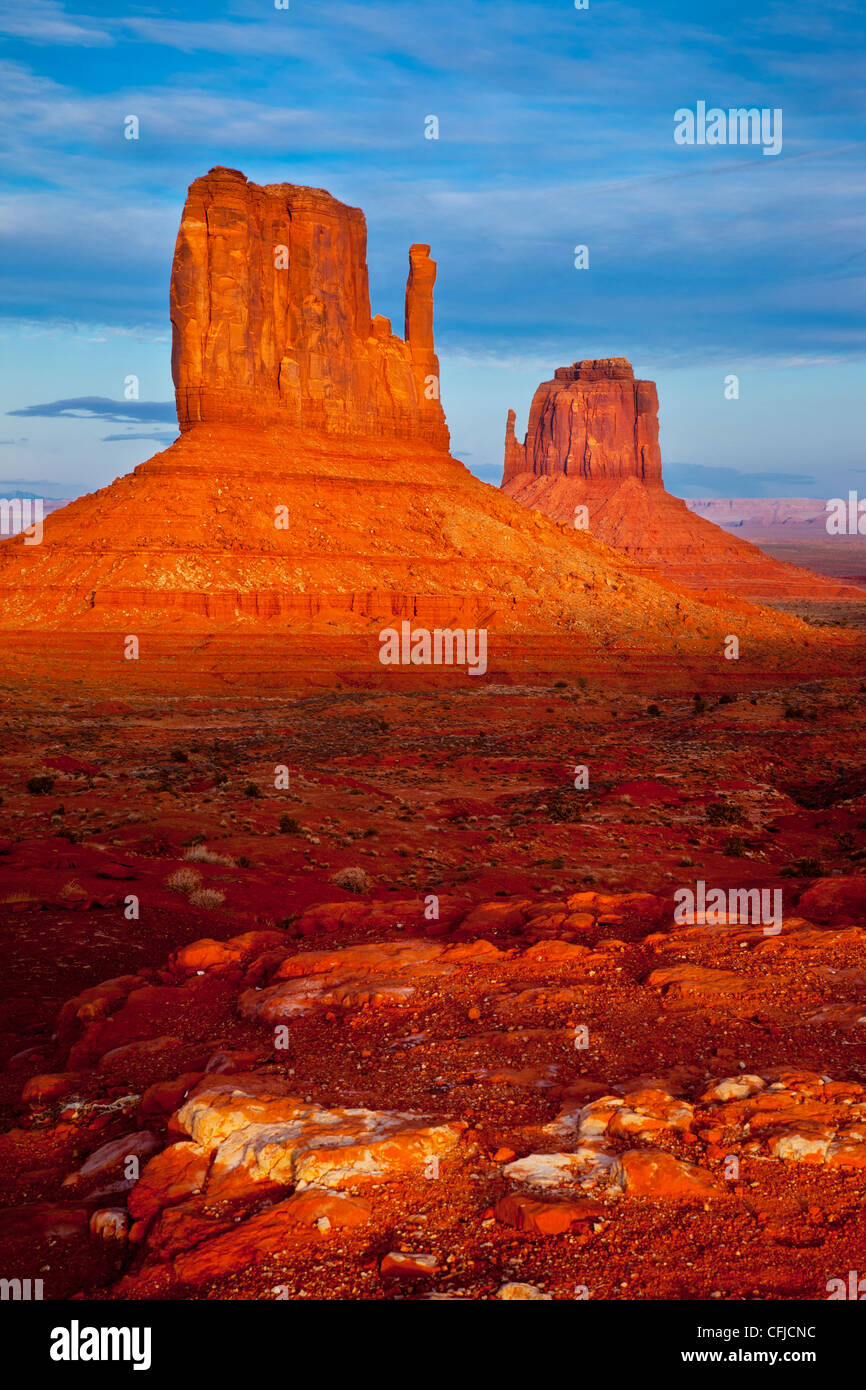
[502,360,866,604]
[171,167,448,448]
[502,359,662,487]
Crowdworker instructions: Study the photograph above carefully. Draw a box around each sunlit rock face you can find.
[502,358,662,487]
[170,166,449,449]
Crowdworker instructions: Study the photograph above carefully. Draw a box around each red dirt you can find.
[2,679,866,1301]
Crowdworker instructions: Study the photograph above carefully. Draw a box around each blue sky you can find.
[0,0,863,499]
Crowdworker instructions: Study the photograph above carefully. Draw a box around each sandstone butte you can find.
[0,167,859,693]
[501,359,866,604]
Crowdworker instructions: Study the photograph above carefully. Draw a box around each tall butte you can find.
[502,358,865,603]
[171,167,448,447]
[0,170,853,688]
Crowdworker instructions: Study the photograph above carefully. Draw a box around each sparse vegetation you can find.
[166,867,203,894]
[780,858,824,878]
[706,799,743,826]
[546,789,583,823]
[784,705,818,721]
[331,866,373,894]
[189,888,225,909]
[26,775,54,795]
[279,814,303,834]
[184,845,235,866]
[244,782,262,798]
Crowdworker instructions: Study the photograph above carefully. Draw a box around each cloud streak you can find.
[8,396,176,423]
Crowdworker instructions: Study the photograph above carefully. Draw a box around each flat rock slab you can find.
[174,1074,463,1191]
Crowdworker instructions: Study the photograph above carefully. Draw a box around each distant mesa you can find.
[687,498,839,529]
[502,359,866,604]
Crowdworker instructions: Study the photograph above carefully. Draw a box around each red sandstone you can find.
[502,360,866,604]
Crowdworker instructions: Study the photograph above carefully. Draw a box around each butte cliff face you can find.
[503,359,662,487]
[171,167,448,448]
[502,359,866,604]
[0,175,855,689]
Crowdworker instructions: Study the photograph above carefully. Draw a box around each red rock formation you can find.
[0,182,858,689]
[171,167,449,449]
[503,359,866,604]
[503,359,662,486]
[503,409,524,481]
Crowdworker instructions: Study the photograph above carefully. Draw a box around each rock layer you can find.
[502,360,866,604]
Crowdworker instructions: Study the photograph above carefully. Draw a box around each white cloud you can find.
[0,0,113,46]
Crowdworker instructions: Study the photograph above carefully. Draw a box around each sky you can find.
[0,0,863,501]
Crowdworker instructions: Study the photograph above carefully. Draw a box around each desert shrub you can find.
[170,749,188,763]
[647,704,661,717]
[244,782,261,799]
[784,771,866,810]
[706,800,743,826]
[166,867,203,894]
[279,814,302,834]
[723,834,747,857]
[184,845,235,866]
[692,694,707,715]
[189,888,225,910]
[26,776,54,795]
[781,858,823,878]
[546,790,582,823]
[331,866,372,894]
[784,705,819,722]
